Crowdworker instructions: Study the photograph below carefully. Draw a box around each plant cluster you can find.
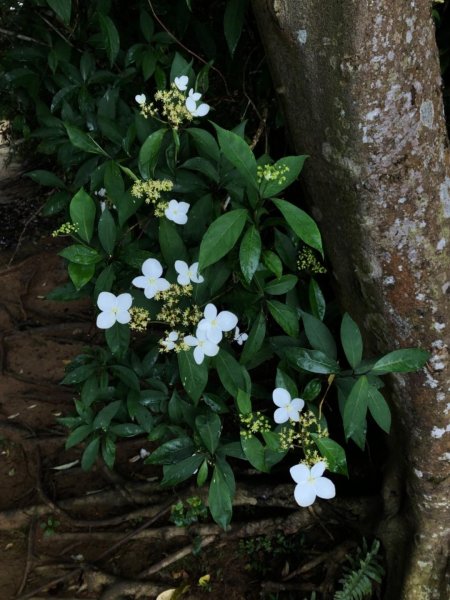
[0,0,429,530]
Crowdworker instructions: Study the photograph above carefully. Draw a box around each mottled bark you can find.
[252,1,450,598]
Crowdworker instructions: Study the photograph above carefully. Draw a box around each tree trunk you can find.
[252,1,450,598]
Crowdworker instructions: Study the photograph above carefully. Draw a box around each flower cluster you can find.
[271,387,336,508]
[240,411,271,438]
[131,179,173,216]
[297,247,327,274]
[132,258,170,299]
[159,331,189,353]
[129,307,151,332]
[135,76,210,130]
[96,292,133,329]
[257,163,290,184]
[51,222,78,237]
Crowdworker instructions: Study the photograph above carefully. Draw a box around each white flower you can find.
[161,331,178,351]
[165,199,190,225]
[233,326,248,346]
[174,75,189,91]
[96,292,132,329]
[197,303,238,344]
[95,187,106,198]
[132,258,170,299]
[184,328,220,365]
[100,201,106,213]
[290,461,336,507]
[135,93,146,105]
[174,260,204,286]
[185,88,210,117]
[272,388,305,424]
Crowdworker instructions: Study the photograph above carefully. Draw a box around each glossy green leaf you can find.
[65,424,93,449]
[196,413,222,454]
[343,376,369,448]
[25,169,65,188]
[240,312,266,365]
[240,433,268,472]
[265,275,298,295]
[46,0,71,24]
[105,322,130,357]
[236,389,252,414]
[198,209,248,270]
[98,14,120,66]
[309,278,326,321]
[68,262,95,290]
[267,300,299,337]
[367,386,391,433]
[311,434,348,476]
[340,313,363,369]
[260,155,308,198]
[81,436,100,471]
[208,464,233,529]
[98,207,116,255]
[178,350,208,403]
[93,400,121,430]
[272,199,323,255]
[159,218,188,265]
[213,123,257,188]
[161,454,204,487]
[110,366,140,391]
[138,128,167,179]
[275,368,298,398]
[239,225,261,283]
[69,188,96,242]
[146,436,195,465]
[302,378,322,402]
[302,311,337,359]
[187,128,220,162]
[214,350,249,397]
[370,348,429,374]
[262,250,282,278]
[59,244,101,265]
[64,123,107,156]
[286,348,341,374]
[224,0,248,56]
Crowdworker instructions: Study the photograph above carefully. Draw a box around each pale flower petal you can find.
[188,88,202,101]
[189,263,204,283]
[174,75,188,91]
[195,103,210,117]
[204,327,223,344]
[97,291,116,311]
[142,258,163,278]
[290,398,305,413]
[294,483,317,507]
[155,278,170,293]
[289,464,310,484]
[217,310,238,332]
[314,477,336,500]
[272,388,291,408]
[116,310,131,324]
[203,303,217,321]
[96,311,116,329]
[175,260,188,275]
[274,407,289,424]
[193,346,205,365]
[135,93,146,104]
[116,293,133,311]
[132,275,147,289]
[185,96,197,113]
[184,335,198,346]
[311,461,327,479]
[203,340,220,357]
[177,272,190,286]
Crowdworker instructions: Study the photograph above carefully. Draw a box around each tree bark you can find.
[252,1,450,598]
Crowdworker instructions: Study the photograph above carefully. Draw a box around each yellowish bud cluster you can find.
[158,331,190,353]
[240,411,271,437]
[279,427,301,451]
[51,222,78,237]
[155,284,202,329]
[140,84,193,129]
[297,247,327,274]
[299,410,329,463]
[129,307,151,332]
[131,178,173,216]
[257,163,290,184]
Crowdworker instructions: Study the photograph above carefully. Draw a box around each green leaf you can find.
[302,312,337,359]
[214,350,249,398]
[370,349,429,374]
[275,368,298,398]
[311,434,348,476]
[240,433,268,472]
[102,436,116,469]
[224,0,248,56]
[94,264,115,299]
[309,278,326,320]
[302,378,322,401]
[64,123,107,156]
[61,364,96,385]
[239,225,261,283]
[68,262,95,290]
[208,464,233,529]
[69,188,96,242]
[236,389,252,414]
[196,413,222,454]
[343,376,369,448]
[159,219,188,265]
[240,312,266,365]
[267,300,299,337]
[138,128,167,179]
[187,128,220,162]
[65,424,93,449]
[81,436,100,471]
[146,437,195,465]
[59,244,101,265]
[367,386,391,433]
[105,323,130,357]
[260,155,308,198]
[178,350,208,403]
[198,209,248,270]
[42,191,71,216]
[116,190,144,227]
[110,423,145,437]
[213,123,257,188]
[98,207,117,255]
[286,348,341,374]
[161,455,205,487]
[197,459,209,486]
[110,366,140,391]
[272,199,323,255]
[262,250,282,278]
[182,157,219,183]
[25,169,65,188]
[93,400,121,430]
[46,0,71,24]
[98,14,120,66]
[340,313,363,369]
[265,275,298,295]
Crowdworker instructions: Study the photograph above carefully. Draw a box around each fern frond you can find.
[334,539,385,600]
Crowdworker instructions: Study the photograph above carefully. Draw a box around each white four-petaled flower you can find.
[174,260,204,286]
[135,93,146,105]
[184,328,220,365]
[197,303,238,344]
[96,292,132,329]
[233,326,248,346]
[161,331,178,351]
[165,199,190,225]
[174,75,189,91]
[132,258,170,299]
[290,461,336,507]
[272,388,305,424]
[185,88,210,117]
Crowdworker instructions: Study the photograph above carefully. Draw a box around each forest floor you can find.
[0,150,384,600]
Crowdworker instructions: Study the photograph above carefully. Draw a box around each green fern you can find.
[334,539,384,600]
